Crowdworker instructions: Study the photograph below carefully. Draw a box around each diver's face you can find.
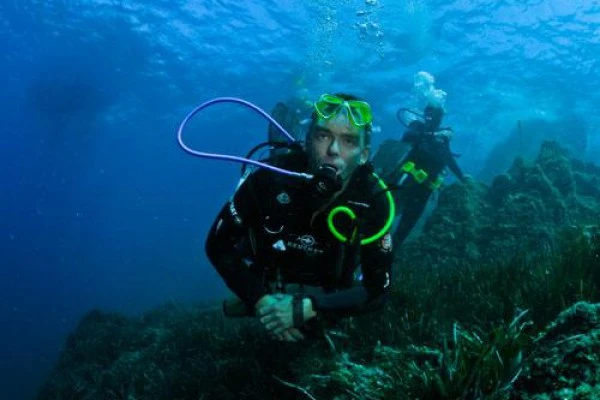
[308,113,369,183]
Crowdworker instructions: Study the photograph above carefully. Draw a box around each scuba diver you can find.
[194,93,394,343]
[384,104,466,246]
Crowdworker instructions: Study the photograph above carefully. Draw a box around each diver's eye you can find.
[343,137,359,147]
[314,130,331,141]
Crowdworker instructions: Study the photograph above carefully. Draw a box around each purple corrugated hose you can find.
[176,97,313,180]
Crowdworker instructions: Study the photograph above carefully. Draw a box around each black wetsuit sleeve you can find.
[443,138,465,181]
[309,244,392,316]
[310,192,393,317]
[205,173,269,309]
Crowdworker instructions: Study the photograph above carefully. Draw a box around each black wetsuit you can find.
[386,120,464,245]
[205,152,393,318]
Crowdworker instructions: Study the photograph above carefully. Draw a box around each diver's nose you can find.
[327,137,341,155]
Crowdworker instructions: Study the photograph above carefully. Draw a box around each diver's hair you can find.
[307,92,373,149]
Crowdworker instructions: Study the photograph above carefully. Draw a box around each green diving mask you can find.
[314,94,373,127]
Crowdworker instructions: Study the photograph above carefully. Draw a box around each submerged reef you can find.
[479,116,589,184]
[396,140,600,269]
[511,302,600,400]
[37,141,600,400]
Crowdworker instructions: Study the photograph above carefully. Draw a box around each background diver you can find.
[374,103,467,246]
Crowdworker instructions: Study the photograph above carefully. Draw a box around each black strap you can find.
[292,295,304,328]
[240,141,305,176]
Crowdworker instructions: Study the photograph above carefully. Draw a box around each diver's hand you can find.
[256,295,304,341]
[257,294,295,334]
[254,294,282,315]
[256,295,318,337]
[270,327,305,342]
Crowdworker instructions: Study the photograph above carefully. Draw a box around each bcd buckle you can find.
[400,161,439,186]
[400,161,428,183]
[428,176,444,190]
[412,169,428,183]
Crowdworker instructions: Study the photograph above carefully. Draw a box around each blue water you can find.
[1,1,599,398]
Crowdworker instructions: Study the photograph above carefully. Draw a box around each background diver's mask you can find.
[314,94,373,128]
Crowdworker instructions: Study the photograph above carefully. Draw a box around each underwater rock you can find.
[535,140,576,197]
[488,172,514,206]
[479,115,589,184]
[511,302,600,400]
[35,303,274,400]
[295,303,600,400]
[396,140,600,269]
